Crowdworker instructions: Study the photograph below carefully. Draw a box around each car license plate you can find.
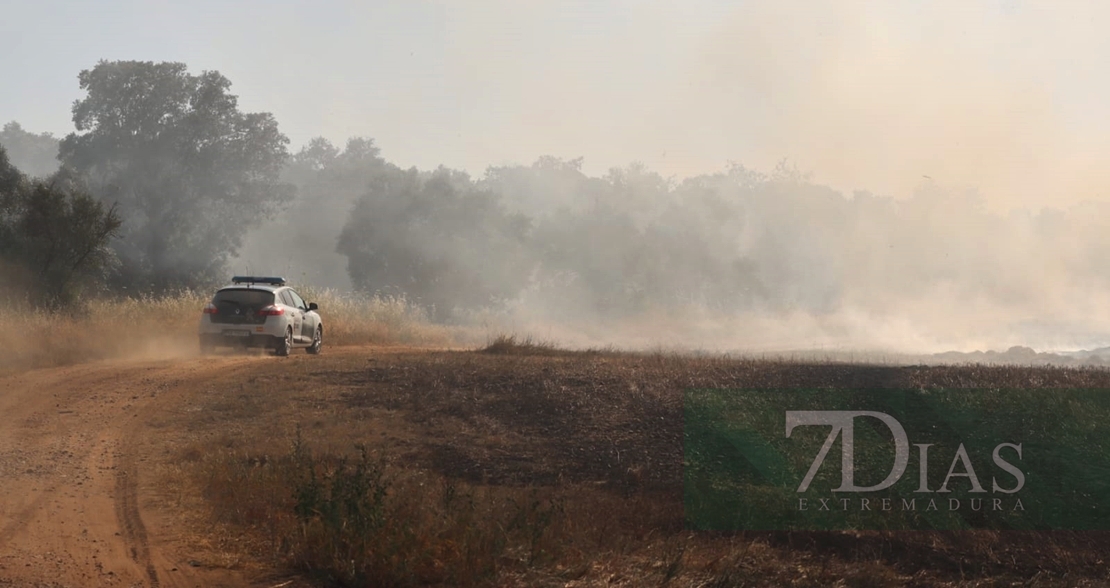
[224,330,250,338]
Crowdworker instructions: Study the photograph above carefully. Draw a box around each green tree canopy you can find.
[0,147,26,254]
[0,146,121,307]
[235,136,387,289]
[59,60,293,291]
[0,146,22,198]
[337,166,532,317]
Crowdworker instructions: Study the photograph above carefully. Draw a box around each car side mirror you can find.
[308,302,318,311]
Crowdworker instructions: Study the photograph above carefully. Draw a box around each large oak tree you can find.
[60,60,293,291]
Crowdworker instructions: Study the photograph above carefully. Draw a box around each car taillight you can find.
[203,304,218,314]
[257,305,285,316]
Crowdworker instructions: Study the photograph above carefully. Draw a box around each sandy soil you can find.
[0,352,273,588]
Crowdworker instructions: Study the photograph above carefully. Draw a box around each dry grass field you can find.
[2,293,1110,586]
[167,342,1110,587]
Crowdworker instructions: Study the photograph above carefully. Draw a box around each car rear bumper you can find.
[199,315,286,339]
[199,332,285,349]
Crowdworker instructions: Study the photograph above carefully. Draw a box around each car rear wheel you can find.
[199,339,215,355]
[307,325,323,355]
[275,327,293,357]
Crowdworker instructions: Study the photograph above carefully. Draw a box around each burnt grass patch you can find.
[192,347,1110,586]
[426,353,1110,582]
[336,352,1110,493]
[336,351,687,492]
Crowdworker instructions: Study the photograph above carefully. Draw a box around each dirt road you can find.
[0,352,271,588]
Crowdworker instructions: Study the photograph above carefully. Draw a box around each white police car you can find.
[198,276,323,356]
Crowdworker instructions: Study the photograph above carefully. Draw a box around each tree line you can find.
[2,60,290,307]
[4,59,1102,324]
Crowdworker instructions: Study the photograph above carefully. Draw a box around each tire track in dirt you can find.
[0,352,271,587]
[115,459,159,587]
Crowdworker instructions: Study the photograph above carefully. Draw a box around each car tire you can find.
[306,325,323,355]
[276,327,293,357]
[199,339,215,355]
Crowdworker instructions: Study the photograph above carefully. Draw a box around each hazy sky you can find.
[4,0,1110,210]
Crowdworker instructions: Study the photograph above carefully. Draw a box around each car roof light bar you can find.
[231,276,286,286]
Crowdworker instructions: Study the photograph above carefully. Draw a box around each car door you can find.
[287,289,313,342]
[279,289,304,343]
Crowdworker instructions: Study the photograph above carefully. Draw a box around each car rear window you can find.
[213,289,275,307]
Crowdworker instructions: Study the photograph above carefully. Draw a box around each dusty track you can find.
[0,352,272,587]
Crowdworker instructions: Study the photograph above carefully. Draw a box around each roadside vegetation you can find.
[0,288,457,372]
[202,434,570,587]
